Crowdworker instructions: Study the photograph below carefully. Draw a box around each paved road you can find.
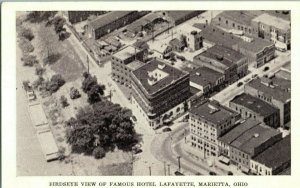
[211,51,291,106]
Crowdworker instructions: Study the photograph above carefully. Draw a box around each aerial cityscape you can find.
[16,10,291,176]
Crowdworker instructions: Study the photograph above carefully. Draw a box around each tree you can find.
[46,74,65,93]
[81,72,105,103]
[35,65,46,76]
[18,38,34,53]
[70,87,81,99]
[25,11,57,23]
[92,146,106,159]
[20,28,34,41]
[32,76,45,90]
[22,80,32,91]
[60,95,69,108]
[180,34,187,47]
[65,100,137,156]
[21,54,38,66]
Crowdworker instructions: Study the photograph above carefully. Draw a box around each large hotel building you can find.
[131,58,190,129]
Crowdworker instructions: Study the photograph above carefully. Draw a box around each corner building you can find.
[131,58,190,129]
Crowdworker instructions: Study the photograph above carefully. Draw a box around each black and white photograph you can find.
[14,9,292,177]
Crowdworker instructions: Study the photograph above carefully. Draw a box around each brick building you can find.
[164,11,204,26]
[86,11,148,39]
[67,11,107,24]
[229,93,280,129]
[252,13,291,50]
[131,58,190,129]
[193,24,275,68]
[194,45,248,85]
[189,67,225,96]
[245,77,291,128]
[250,135,290,175]
[189,100,238,159]
[111,46,144,87]
[218,119,282,173]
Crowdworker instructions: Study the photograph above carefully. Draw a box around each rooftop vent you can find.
[253,133,259,138]
[158,64,166,70]
[191,30,197,35]
[196,72,201,76]
[216,55,224,61]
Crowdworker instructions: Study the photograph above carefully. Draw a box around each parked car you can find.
[130,116,137,123]
[252,74,258,78]
[175,171,184,176]
[132,148,142,154]
[162,127,172,132]
[263,66,269,72]
[237,82,243,87]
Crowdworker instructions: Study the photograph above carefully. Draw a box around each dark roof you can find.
[216,11,264,26]
[169,38,185,48]
[89,11,134,29]
[246,78,290,103]
[219,118,261,144]
[231,124,281,155]
[197,45,245,68]
[167,11,200,22]
[253,135,290,170]
[190,101,237,125]
[126,13,160,33]
[230,93,279,117]
[193,24,274,53]
[190,67,223,87]
[131,58,188,95]
[265,10,291,21]
[112,46,141,61]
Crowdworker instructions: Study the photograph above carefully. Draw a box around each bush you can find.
[46,74,65,93]
[228,171,233,175]
[35,65,46,76]
[21,54,38,67]
[43,53,61,65]
[70,87,81,99]
[60,95,69,108]
[18,38,34,53]
[22,80,32,91]
[32,76,45,90]
[21,28,34,41]
[93,146,106,159]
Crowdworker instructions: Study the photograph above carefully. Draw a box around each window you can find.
[226,20,228,25]
[232,23,235,27]
[219,17,221,22]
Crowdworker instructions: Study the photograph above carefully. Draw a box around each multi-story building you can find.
[189,67,225,96]
[86,11,148,39]
[67,11,107,24]
[164,11,204,26]
[189,100,238,159]
[186,30,203,51]
[194,45,248,84]
[193,24,275,68]
[218,119,282,173]
[131,58,190,129]
[212,11,264,36]
[252,13,291,50]
[250,135,290,175]
[111,46,144,87]
[229,93,280,129]
[245,77,291,128]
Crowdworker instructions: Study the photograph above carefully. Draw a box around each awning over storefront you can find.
[218,156,230,165]
[240,165,250,173]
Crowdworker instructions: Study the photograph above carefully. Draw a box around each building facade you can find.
[131,58,190,129]
[245,77,291,127]
[111,46,144,87]
[229,93,280,129]
[189,101,238,159]
[67,11,107,24]
[86,11,148,39]
[186,30,203,51]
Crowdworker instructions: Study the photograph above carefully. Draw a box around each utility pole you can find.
[177,156,181,172]
[167,164,171,175]
[149,166,152,176]
[109,90,112,102]
[87,55,90,74]
[163,161,166,176]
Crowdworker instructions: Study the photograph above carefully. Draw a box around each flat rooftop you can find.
[216,11,264,26]
[219,118,262,144]
[167,11,202,22]
[89,11,134,29]
[190,67,223,87]
[252,13,291,31]
[230,93,279,117]
[132,58,188,95]
[190,100,237,125]
[198,44,245,67]
[265,10,291,21]
[193,24,274,53]
[126,60,144,71]
[112,46,141,61]
[246,77,290,103]
[228,123,281,155]
[253,135,290,170]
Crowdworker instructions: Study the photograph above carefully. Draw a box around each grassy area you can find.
[99,162,133,176]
